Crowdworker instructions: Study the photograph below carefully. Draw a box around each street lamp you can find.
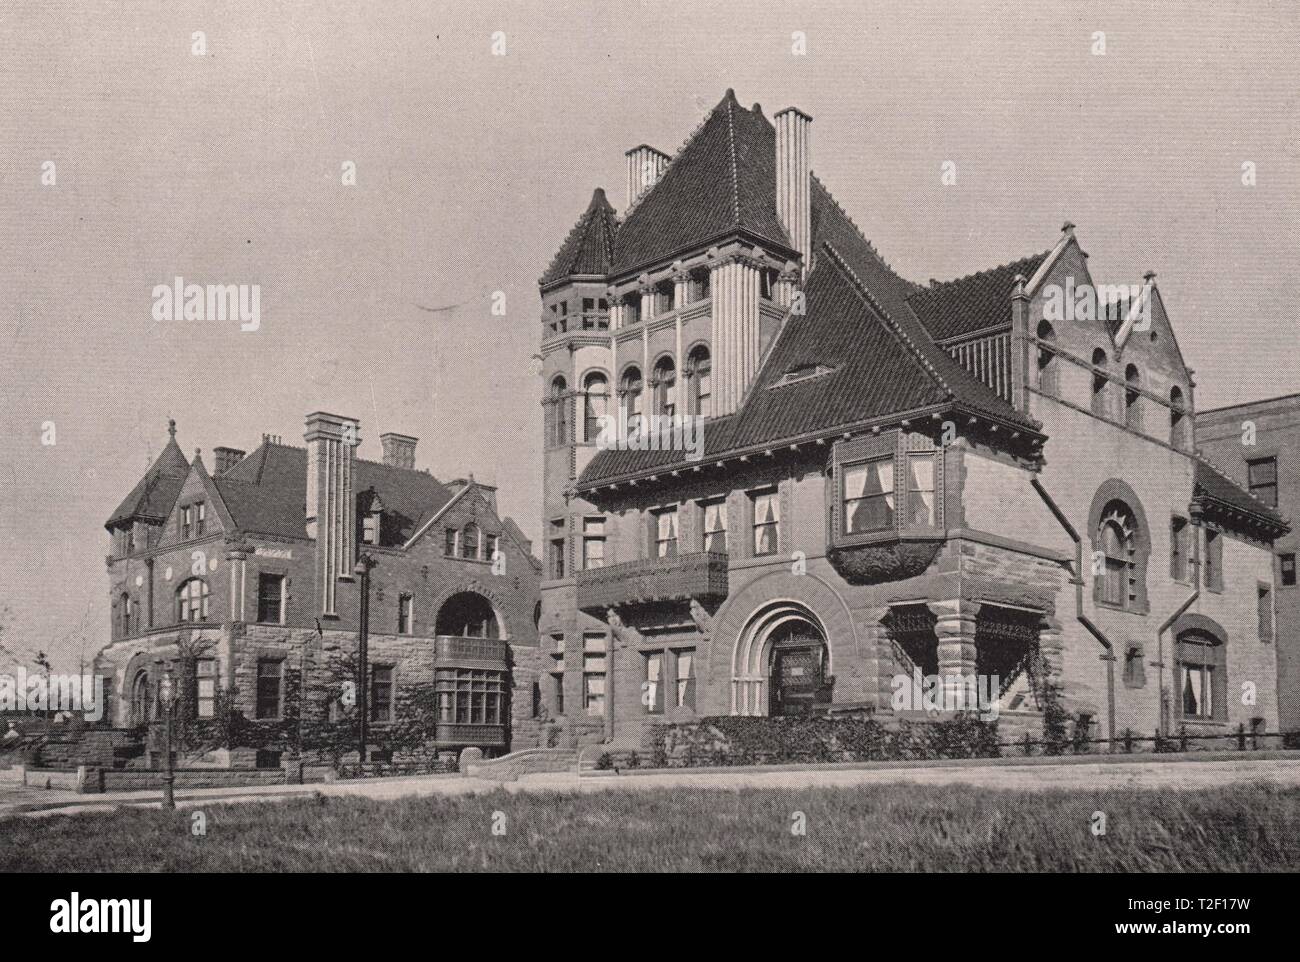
[354,554,375,764]
[157,663,179,810]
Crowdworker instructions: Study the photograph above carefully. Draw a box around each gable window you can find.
[1177,632,1225,721]
[462,523,480,560]
[256,658,283,719]
[653,356,677,417]
[257,573,285,625]
[1170,515,1189,582]
[844,457,895,534]
[549,376,569,447]
[622,367,644,434]
[687,346,712,418]
[1281,552,1296,587]
[751,489,779,556]
[487,533,500,563]
[549,519,566,580]
[674,648,696,709]
[196,501,206,536]
[1259,583,1274,642]
[700,498,727,553]
[583,633,606,716]
[1204,529,1223,592]
[583,371,608,442]
[1036,320,1057,396]
[582,517,605,569]
[181,505,193,540]
[1094,501,1142,610]
[177,578,209,623]
[652,507,679,559]
[1091,349,1110,419]
[1124,365,1142,431]
[644,652,664,714]
[195,658,217,718]
[1247,456,1278,508]
[398,593,414,635]
[444,528,458,557]
[370,665,394,723]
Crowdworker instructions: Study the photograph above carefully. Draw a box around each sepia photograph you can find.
[1,0,1296,940]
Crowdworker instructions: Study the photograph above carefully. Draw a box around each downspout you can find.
[1031,477,1117,746]
[1156,521,1201,737]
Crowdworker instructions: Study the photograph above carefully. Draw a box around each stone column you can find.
[928,600,980,710]
[638,273,655,323]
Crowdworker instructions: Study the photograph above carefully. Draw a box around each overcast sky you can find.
[2,0,1297,670]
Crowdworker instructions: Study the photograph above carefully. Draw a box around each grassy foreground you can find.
[2,782,1298,872]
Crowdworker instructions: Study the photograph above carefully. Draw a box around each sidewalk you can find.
[6,754,1300,819]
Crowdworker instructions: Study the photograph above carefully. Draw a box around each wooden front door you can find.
[770,640,826,717]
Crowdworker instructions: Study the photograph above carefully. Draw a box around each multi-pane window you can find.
[653,357,676,417]
[119,593,132,637]
[487,534,500,563]
[583,372,608,442]
[1248,457,1278,508]
[906,453,936,526]
[582,517,605,569]
[177,578,209,623]
[1178,634,1222,720]
[435,668,505,724]
[398,594,413,635]
[583,633,607,716]
[1204,530,1224,592]
[1099,519,1133,607]
[552,672,565,716]
[196,501,206,536]
[701,498,727,553]
[550,377,569,447]
[181,505,193,540]
[257,573,284,624]
[549,519,566,579]
[370,666,394,723]
[256,659,283,719]
[751,489,779,556]
[674,649,695,709]
[444,528,458,557]
[622,367,644,434]
[644,652,663,714]
[195,658,217,718]
[844,457,895,534]
[1170,516,1189,581]
[689,347,712,418]
[462,523,480,560]
[1282,553,1297,587]
[362,511,378,545]
[653,507,679,559]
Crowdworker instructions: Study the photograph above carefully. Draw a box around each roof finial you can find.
[168,418,176,439]
[1061,220,1076,235]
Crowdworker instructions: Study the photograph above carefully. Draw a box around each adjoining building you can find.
[95,414,541,768]
[1198,393,1300,732]
[535,88,1290,750]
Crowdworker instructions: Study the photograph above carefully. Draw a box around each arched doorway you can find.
[434,591,500,638]
[731,601,832,716]
[130,670,152,726]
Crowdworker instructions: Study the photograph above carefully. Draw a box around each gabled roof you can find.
[215,441,456,543]
[1192,457,1288,535]
[610,89,793,277]
[907,250,1050,343]
[106,428,190,529]
[540,188,618,287]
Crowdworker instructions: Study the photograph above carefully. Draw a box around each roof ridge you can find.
[820,242,953,398]
[725,96,741,224]
[811,173,914,285]
[623,95,726,221]
[916,249,1052,293]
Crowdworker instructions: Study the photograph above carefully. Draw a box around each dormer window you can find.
[362,511,379,545]
[772,363,835,388]
[360,490,384,545]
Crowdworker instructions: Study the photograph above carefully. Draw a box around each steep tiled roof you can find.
[540,188,618,286]
[1192,458,1288,533]
[610,89,792,276]
[215,442,456,543]
[106,435,190,528]
[907,250,1050,343]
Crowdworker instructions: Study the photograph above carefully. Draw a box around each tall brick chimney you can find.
[774,107,812,276]
[380,432,418,470]
[213,447,245,475]
[625,144,670,210]
[304,412,359,616]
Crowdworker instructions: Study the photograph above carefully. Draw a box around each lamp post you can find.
[354,554,375,764]
[157,663,179,810]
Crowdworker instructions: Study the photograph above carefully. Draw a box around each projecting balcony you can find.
[576,551,729,612]
[434,635,508,669]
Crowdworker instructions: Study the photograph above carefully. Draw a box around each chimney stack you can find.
[213,447,245,475]
[774,107,812,276]
[304,412,359,616]
[625,144,670,209]
[380,432,418,470]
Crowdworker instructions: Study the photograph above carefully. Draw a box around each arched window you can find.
[1036,321,1057,396]
[119,593,132,638]
[130,670,152,726]
[549,376,568,447]
[435,591,499,639]
[1170,386,1188,449]
[1124,364,1142,431]
[687,346,711,417]
[1096,501,1139,609]
[462,523,480,560]
[622,366,643,433]
[177,578,209,623]
[652,356,676,417]
[1091,348,1110,418]
[583,371,608,442]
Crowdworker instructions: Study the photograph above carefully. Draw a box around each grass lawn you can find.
[2,782,1298,872]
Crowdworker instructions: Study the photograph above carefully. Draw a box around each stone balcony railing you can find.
[434,635,509,669]
[576,551,729,612]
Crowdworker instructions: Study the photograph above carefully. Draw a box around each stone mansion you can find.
[534,89,1290,750]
